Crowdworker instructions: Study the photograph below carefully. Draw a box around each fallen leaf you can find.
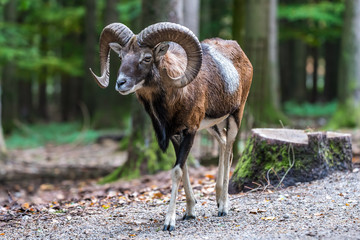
[152,192,164,199]
[202,202,207,205]
[314,213,323,216]
[40,184,55,191]
[249,209,258,214]
[250,209,267,214]
[205,174,215,179]
[22,203,30,209]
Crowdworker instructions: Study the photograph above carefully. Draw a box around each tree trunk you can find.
[83,0,97,116]
[245,0,285,126]
[293,39,307,102]
[141,0,183,26]
[0,72,7,160]
[229,128,353,193]
[268,0,280,109]
[18,79,33,122]
[2,0,17,131]
[232,0,246,46]
[104,0,118,25]
[279,40,293,103]
[199,0,211,39]
[38,80,48,120]
[183,0,199,36]
[279,39,307,103]
[311,46,319,103]
[324,40,340,101]
[329,0,360,128]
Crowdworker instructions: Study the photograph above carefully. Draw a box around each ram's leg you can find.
[171,136,196,220]
[163,165,183,231]
[207,125,226,210]
[182,162,197,220]
[163,130,196,231]
[218,116,239,216]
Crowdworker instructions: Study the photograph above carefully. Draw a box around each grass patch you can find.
[5,122,102,149]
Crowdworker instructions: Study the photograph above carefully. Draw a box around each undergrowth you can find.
[5,122,102,149]
[284,101,337,117]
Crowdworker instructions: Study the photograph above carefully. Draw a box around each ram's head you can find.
[89,22,203,94]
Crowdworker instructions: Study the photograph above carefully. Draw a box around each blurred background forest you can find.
[0,0,359,179]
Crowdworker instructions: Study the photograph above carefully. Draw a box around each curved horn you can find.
[137,22,202,88]
[89,23,134,88]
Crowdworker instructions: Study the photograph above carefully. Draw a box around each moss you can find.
[234,138,255,179]
[324,139,343,167]
[118,136,130,151]
[99,131,175,184]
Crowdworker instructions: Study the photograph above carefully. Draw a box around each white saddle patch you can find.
[204,44,239,94]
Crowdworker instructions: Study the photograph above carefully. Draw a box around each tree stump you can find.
[229,128,353,193]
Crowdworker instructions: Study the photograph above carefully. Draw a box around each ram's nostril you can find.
[116,79,127,88]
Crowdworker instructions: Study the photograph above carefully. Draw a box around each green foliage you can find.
[279,2,344,24]
[5,122,100,149]
[326,102,360,129]
[0,1,85,76]
[278,1,345,44]
[284,101,337,117]
[116,0,141,28]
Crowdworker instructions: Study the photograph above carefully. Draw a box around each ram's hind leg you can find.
[208,115,239,216]
[219,116,238,216]
[182,162,197,220]
[207,124,226,214]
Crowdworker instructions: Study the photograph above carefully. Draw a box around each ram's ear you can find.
[109,43,122,55]
[154,42,169,61]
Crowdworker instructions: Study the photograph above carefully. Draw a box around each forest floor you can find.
[0,129,360,239]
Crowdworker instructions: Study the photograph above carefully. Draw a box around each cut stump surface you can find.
[229,128,353,193]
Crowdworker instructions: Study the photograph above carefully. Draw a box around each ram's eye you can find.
[143,56,152,63]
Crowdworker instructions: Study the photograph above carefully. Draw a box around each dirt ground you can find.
[0,129,360,239]
[1,164,359,239]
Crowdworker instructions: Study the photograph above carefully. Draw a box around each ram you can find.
[90,22,253,231]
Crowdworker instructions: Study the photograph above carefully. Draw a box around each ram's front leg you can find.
[163,130,196,231]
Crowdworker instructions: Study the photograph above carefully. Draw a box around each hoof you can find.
[183,214,196,220]
[163,224,175,231]
[218,211,227,217]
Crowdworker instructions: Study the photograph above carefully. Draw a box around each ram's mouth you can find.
[117,80,145,95]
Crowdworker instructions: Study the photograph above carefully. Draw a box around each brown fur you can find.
[143,38,253,132]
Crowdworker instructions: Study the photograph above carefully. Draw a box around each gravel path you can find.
[1,170,359,240]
